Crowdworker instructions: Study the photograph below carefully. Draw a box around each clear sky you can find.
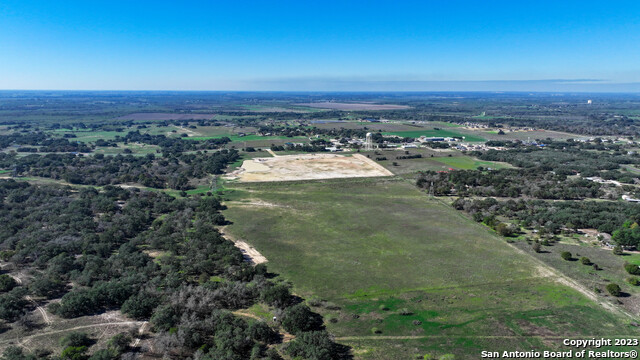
[1,0,639,91]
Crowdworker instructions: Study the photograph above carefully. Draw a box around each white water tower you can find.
[365,132,373,151]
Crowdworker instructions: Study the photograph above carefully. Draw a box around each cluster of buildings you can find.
[454,143,507,151]
[461,122,489,129]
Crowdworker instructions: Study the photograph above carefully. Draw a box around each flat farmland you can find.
[431,156,513,170]
[222,178,638,359]
[117,112,217,120]
[462,128,582,141]
[367,149,512,174]
[383,129,486,142]
[298,102,411,110]
[313,122,425,132]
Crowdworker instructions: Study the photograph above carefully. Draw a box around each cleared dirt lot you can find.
[226,153,394,182]
[297,102,410,110]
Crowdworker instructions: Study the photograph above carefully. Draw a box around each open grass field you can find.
[52,129,124,142]
[222,178,639,359]
[431,156,513,170]
[297,102,411,110]
[366,149,511,174]
[188,134,307,142]
[514,241,640,315]
[313,122,426,132]
[92,143,160,156]
[463,129,582,142]
[116,112,217,120]
[383,129,486,142]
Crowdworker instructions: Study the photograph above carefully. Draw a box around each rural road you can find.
[7,274,52,326]
[219,226,267,265]
[0,321,145,346]
[132,321,148,347]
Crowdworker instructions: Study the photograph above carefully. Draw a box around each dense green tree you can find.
[0,275,17,292]
[286,331,337,360]
[121,291,160,320]
[282,304,324,335]
[606,283,622,297]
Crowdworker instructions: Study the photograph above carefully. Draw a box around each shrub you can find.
[56,290,98,318]
[121,292,160,320]
[532,242,541,253]
[248,321,279,344]
[285,331,337,360]
[60,332,92,347]
[613,245,624,255]
[606,283,622,297]
[261,284,292,308]
[29,277,66,298]
[593,264,601,271]
[628,277,640,286]
[0,275,18,293]
[560,251,572,261]
[281,304,323,335]
[580,257,592,265]
[399,308,412,316]
[108,333,132,354]
[60,346,87,360]
[88,349,118,360]
[0,288,29,322]
[371,327,381,334]
[624,263,640,275]
[495,223,513,237]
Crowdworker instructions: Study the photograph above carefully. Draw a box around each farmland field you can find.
[222,178,638,359]
[431,156,512,170]
[383,129,486,142]
[298,102,411,110]
[117,112,217,120]
[368,150,512,174]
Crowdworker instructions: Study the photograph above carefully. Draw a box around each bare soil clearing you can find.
[226,153,393,182]
[298,102,411,110]
[220,226,267,265]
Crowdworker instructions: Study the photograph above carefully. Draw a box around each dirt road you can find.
[220,226,267,265]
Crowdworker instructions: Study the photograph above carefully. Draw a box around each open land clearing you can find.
[0,310,144,353]
[298,102,411,110]
[222,178,639,359]
[226,153,393,182]
[116,112,217,120]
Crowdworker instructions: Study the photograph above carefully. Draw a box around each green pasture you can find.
[431,156,512,170]
[369,151,511,174]
[383,129,486,142]
[187,134,307,142]
[222,178,638,358]
[52,129,124,142]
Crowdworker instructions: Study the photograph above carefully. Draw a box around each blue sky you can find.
[1,0,639,91]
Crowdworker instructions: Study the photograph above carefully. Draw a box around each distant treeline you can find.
[0,149,239,190]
